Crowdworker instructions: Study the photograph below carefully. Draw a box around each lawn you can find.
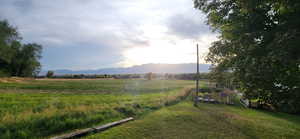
[0,79,194,139]
[86,101,300,139]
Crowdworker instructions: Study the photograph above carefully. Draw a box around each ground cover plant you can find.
[86,101,300,139]
[0,79,194,139]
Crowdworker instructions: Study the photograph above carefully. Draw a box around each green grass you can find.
[0,79,194,139]
[85,101,300,139]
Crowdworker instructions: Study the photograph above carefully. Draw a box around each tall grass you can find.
[0,79,194,139]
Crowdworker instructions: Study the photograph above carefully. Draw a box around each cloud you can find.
[0,0,217,70]
[167,13,211,39]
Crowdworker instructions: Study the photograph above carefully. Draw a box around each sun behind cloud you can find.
[121,34,218,67]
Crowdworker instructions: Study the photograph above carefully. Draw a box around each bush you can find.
[46,71,54,78]
[0,70,9,77]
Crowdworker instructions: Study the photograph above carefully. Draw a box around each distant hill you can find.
[40,63,211,75]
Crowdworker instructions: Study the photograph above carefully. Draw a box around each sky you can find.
[0,0,218,70]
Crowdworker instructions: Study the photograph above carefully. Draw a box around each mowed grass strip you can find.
[85,102,300,139]
[0,79,194,139]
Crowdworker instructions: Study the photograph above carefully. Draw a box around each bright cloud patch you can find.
[121,34,218,67]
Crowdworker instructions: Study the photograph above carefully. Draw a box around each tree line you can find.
[41,72,211,80]
[194,0,300,113]
[0,20,42,77]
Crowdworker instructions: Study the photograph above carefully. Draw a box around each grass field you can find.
[86,101,300,139]
[0,79,194,139]
[2,79,299,139]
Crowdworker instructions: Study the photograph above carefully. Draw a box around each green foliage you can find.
[208,70,238,89]
[46,70,54,78]
[0,20,42,77]
[171,73,210,80]
[0,20,20,76]
[194,0,300,113]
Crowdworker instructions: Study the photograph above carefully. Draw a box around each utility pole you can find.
[195,44,199,105]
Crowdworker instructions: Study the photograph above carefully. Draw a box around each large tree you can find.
[0,20,20,76]
[0,20,42,77]
[194,0,300,113]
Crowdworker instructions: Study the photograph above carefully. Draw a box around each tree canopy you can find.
[194,0,300,113]
[0,20,42,77]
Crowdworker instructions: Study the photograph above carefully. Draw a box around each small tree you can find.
[46,70,54,78]
[146,72,153,80]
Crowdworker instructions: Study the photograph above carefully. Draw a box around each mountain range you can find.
[40,63,211,75]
